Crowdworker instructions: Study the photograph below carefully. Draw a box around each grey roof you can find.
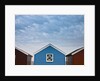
[66,47,84,56]
[34,43,66,55]
[15,47,33,57]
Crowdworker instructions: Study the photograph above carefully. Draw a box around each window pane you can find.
[46,54,53,62]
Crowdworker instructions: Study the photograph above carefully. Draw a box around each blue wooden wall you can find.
[34,45,65,65]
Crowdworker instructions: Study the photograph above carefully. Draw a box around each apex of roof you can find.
[15,47,33,57]
[34,43,66,55]
[66,47,84,56]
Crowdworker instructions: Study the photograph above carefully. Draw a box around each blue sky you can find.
[15,15,84,56]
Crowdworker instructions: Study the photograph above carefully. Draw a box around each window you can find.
[46,53,53,62]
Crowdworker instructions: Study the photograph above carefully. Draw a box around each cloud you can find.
[15,15,84,55]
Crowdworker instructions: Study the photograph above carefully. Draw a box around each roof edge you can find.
[15,47,33,56]
[66,47,84,56]
[34,43,66,55]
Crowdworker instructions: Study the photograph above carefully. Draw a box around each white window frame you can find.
[46,53,53,62]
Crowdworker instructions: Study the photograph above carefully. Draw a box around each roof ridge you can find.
[72,47,84,55]
[66,47,84,56]
[34,44,66,55]
[15,47,32,56]
[33,44,51,54]
[49,44,66,54]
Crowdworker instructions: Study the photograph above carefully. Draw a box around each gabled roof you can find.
[66,47,84,56]
[34,43,66,55]
[15,47,33,57]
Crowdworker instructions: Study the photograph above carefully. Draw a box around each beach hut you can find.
[15,47,33,65]
[66,47,84,65]
[34,44,66,65]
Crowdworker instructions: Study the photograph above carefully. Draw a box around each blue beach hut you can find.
[34,44,65,65]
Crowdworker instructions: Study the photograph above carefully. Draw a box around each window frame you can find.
[46,53,54,62]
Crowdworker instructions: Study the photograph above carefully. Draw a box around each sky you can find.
[15,15,84,57]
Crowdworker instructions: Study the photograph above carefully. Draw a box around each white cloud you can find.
[15,15,84,57]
